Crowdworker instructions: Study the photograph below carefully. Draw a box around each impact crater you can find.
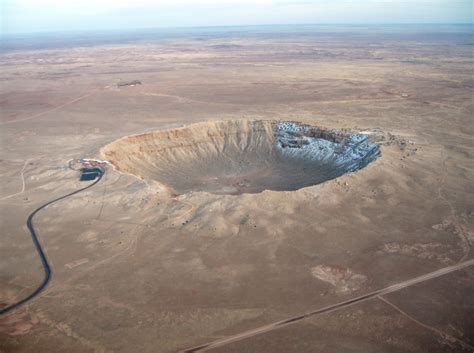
[101,120,380,195]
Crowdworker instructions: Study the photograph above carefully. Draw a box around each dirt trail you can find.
[377,295,473,351]
[0,159,29,201]
[182,259,474,352]
[0,88,101,126]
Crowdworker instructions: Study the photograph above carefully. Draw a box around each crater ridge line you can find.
[101,120,381,195]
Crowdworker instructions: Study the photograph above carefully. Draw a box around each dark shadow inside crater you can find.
[102,120,381,195]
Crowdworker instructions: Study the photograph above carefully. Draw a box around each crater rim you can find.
[101,119,381,196]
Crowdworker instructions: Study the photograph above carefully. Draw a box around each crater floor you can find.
[102,120,380,195]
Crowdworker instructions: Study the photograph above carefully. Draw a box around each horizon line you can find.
[3,22,473,37]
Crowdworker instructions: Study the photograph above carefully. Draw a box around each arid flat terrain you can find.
[0,25,473,353]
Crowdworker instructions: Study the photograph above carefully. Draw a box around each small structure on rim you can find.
[69,159,108,181]
[79,168,103,181]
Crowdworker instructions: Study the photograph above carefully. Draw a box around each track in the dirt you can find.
[182,258,474,352]
[0,171,104,315]
[2,161,472,350]
[0,89,101,126]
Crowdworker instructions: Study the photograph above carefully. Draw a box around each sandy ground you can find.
[0,26,473,352]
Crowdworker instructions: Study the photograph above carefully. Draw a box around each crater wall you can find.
[101,120,380,195]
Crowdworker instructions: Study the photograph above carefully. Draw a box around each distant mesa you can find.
[116,80,142,87]
[102,120,380,195]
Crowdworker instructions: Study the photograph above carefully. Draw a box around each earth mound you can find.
[101,120,380,195]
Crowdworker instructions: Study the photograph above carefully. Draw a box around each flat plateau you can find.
[0,26,473,353]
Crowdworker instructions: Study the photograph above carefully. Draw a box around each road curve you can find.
[0,171,104,315]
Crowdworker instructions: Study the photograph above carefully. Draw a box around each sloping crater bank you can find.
[101,120,380,195]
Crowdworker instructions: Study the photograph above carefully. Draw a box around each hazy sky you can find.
[1,0,472,34]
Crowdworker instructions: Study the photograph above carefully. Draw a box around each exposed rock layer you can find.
[101,120,380,195]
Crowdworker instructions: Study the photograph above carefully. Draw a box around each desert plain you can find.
[0,25,473,352]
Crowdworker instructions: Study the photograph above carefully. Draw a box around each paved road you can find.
[2,164,472,350]
[0,170,104,315]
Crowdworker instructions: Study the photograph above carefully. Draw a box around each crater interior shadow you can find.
[102,120,381,195]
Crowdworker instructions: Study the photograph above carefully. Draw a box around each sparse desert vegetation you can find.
[0,25,473,353]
